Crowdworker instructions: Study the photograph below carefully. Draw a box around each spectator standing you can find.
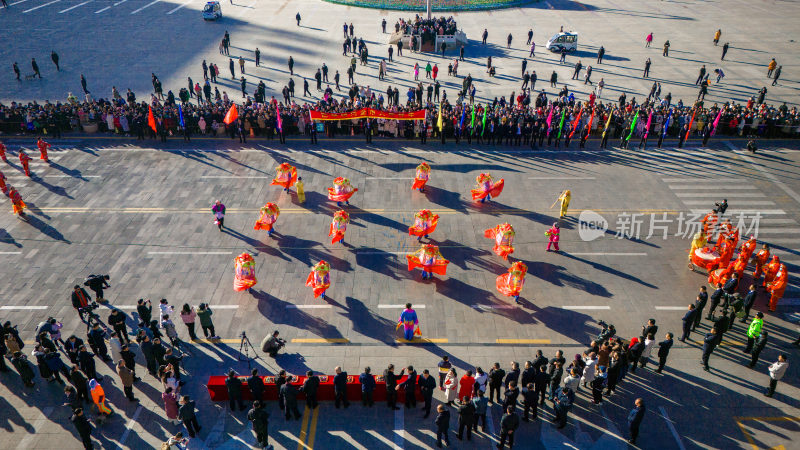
[498,405,520,448]
[656,333,674,373]
[179,304,198,341]
[419,369,436,418]
[627,398,646,445]
[749,331,769,368]
[179,395,201,438]
[197,304,218,339]
[225,370,245,411]
[360,367,375,406]
[70,408,94,450]
[456,395,475,441]
[163,386,180,425]
[117,360,138,402]
[437,355,451,390]
[248,369,265,402]
[302,370,320,409]
[765,354,788,397]
[333,366,350,409]
[434,404,451,448]
[248,400,273,449]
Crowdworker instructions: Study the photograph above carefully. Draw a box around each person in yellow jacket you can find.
[688,230,707,271]
[743,312,763,353]
[713,29,721,45]
[767,58,777,78]
[557,190,571,218]
[296,176,306,204]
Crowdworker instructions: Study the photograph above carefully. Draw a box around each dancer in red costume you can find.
[329,210,349,244]
[18,149,32,177]
[470,173,504,203]
[233,253,257,291]
[766,263,787,311]
[408,209,439,241]
[753,244,771,280]
[484,223,515,260]
[411,162,431,192]
[271,163,298,192]
[0,169,7,195]
[701,210,718,236]
[709,252,748,286]
[8,186,25,217]
[306,261,331,298]
[739,236,757,262]
[328,177,358,207]
[546,223,560,252]
[407,244,449,280]
[254,203,280,237]
[762,255,781,287]
[497,261,527,304]
[36,138,51,162]
[0,141,7,162]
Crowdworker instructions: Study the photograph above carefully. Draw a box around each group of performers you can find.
[1,139,54,218]
[689,209,789,312]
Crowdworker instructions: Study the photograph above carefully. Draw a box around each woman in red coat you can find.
[458,370,475,401]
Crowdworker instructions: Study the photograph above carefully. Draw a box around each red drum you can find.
[692,247,720,270]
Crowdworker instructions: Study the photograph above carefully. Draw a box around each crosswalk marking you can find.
[10,0,31,5]
[23,0,61,13]
[662,177,746,183]
[166,0,193,14]
[690,209,785,215]
[682,200,775,206]
[130,0,160,14]
[59,0,92,13]
[668,185,758,190]
[95,0,126,13]
[675,193,766,198]
[758,228,800,235]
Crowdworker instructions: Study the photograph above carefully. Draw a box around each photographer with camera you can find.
[84,274,110,303]
[71,285,95,323]
[260,330,285,358]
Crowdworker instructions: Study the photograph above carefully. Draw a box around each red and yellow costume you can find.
[688,231,708,270]
[558,190,571,218]
[406,244,449,278]
[306,260,331,298]
[766,263,787,311]
[19,150,32,177]
[329,210,349,244]
[739,236,757,262]
[701,211,718,236]
[411,162,431,191]
[496,261,527,302]
[328,177,358,205]
[233,253,257,291]
[37,138,50,162]
[708,252,748,286]
[254,203,279,234]
[763,255,781,287]
[8,187,25,215]
[271,163,298,191]
[753,245,771,279]
[0,142,7,161]
[484,223,515,260]
[0,170,7,194]
[470,173,504,202]
[408,209,439,238]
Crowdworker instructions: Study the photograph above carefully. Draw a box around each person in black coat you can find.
[225,371,245,411]
[503,380,520,413]
[707,284,724,319]
[87,324,109,361]
[301,371,320,409]
[640,319,658,341]
[384,364,401,410]
[702,329,718,371]
[280,380,301,420]
[498,405,520,448]
[179,396,201,438]
[70,408,94,449]
[681,304,696,342]
[78,346,97,381]
[656,333,674,373]
[740,285,758,322]
[488,363,506,404]
[748,331,768,368]
[628,339,644,374]
[533,365,549,406]
[532,350,548,372]
[333,366,349,409]
[504,362,520,389]
[520,361,536,388]
[419,370,437,418]
[521,382,538,421]
[11,352,35,387]
[548,361,564,401]
[693,287,708,330]
[434,404,451,448]
[65,335,84,364]
[398,366,417,409]
[456,395,475,441]
[627,398,646,445]
[247,400,272,448]
[247,369,265,402]
[70,366,91,403]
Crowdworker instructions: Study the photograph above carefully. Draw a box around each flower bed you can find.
[322,0,536,12]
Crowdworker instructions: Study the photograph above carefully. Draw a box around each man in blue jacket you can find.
[627,398,646,445]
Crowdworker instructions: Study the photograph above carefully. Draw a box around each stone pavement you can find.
[0,137,799,448]
[1,0,799,107]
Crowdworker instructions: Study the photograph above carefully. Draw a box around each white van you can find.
[546,32,578,53]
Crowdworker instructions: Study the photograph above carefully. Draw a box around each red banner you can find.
[309,108,426,121]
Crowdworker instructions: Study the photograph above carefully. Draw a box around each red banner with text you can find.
[309,108,427,121]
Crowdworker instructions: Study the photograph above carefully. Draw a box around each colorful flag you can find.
[545,106,554,137]
[178,105,185,128]
[470,105,476,129]
[223,103,238,125]
[556,109,566,139]
[643,111,653,139]
[481,105,488,136]
[569,106,584,139]
[710,107,723,136]
[437,100,443,131]
[601,109,613,139]
[147,106,157,132]
[685,108,697,141]
[276,105,283,132]
[586,107,596,134]
[662,109,672,138]
[459,105,466,131]
[626,110,640,141]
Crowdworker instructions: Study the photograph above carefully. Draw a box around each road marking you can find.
[720,340,744,346]
[297,406,311,450]
[306,406,320,449]
[676,193,766,198]
[759,219,798,225]
[668,185,757,190]
[691,209,786,215]
[0,306,48,310]
[731,144,800,206]
[366,177,412,180]
[569,252,648,256]
[0,252,22,255]
[200,175,270,178]
[395,338,448,344]
[378,304,425,309]
[166,0,192,14]
[562,305,611,310]
[130,0,159,14]
[118,405,143,447]
[496,339,551,344]
[357,251,408,255]
[329,431,368,450]
[291,338,349,343]
[367,430,399,448]
[659,406,686,450]
[286,305,333,309]
[758,228,800,234]
[23,0,61,13]
[147,251,233,255]
[10,0,32,5]
[485,404,498,442]
[59,0,91,12]
[662,177,746,183]
[473,304,517,310]
[682,200,775,206]
[655,306,688,310]
[734,416,800,450]
[528,176,597,180]
[393,407,405,449]
[96,0,126,13]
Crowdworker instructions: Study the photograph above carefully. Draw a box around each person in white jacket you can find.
[473,367,488,394]
[581,353,597,388]
[766,354,788,397]
[562,368,581,394]
[639,334,657,369]
[444,368,458,405]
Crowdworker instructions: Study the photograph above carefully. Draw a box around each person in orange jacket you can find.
[36,138,51,162]
[753,244,770,280]
[0,141,7,161]
[766,264,787,311]
[762,255,781,288]
[0,169,7,195]
[701,211,718,236]
[18,149,32,177]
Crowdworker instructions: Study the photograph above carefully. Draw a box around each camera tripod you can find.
[238,331,263,370]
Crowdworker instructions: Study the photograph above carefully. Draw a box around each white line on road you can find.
[569,252,648,256]
[662,178,746,183]
[528,176,597,180]
[378,304,426,309]
[357,251,407,255]
[0,306,48,310]
[166,0,192,14]
[199,175,269,178]
[682,200,775,206]
[23,0,61,13]
[472,304,517,309]
[10,0,31,5]
[659,406,687,450]
[329,431,368,450]
[59,0,92,12]
[675,193,766,198]
[118,405,142,447]
[147,251,233,255]
[563,306,611,310]
[655,306,688,310]
[95,5,110,12]
[668,185,757,190]
[286,305,333,309]
[114,304,238,310]
[730,143,800,206]
[757,228,800,234]
[691,209,785,215]
[130,0,159,14]
[393,406,405,450]
[758,218,798,225]
[366,177,412,180]
[367,430,400,449]
[485,404,498,443]
[0,252,22,255]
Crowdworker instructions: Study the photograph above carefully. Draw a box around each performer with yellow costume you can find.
[328,177,358,206]
[496,261,527,304]
[688,230,707,271]
[271,163,298,192]
[484,223,515,260]
[408,209,439,240]
[233,253,257,291]
[766,263,787,311]
[8,186,26,217]
[329,210,350,244]
[253,203,280,237]
[406,244,450,280]
[411,162,431,192]
[470,173,504,203]
[556,190,571,218]
[306,260,331,298]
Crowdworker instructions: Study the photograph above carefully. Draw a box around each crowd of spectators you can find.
[395,15,459,37]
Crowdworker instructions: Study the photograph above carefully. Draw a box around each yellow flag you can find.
[437,100,443,131]
[601,110,613,139]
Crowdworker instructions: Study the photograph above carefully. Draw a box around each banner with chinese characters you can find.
[308,108,427,121]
